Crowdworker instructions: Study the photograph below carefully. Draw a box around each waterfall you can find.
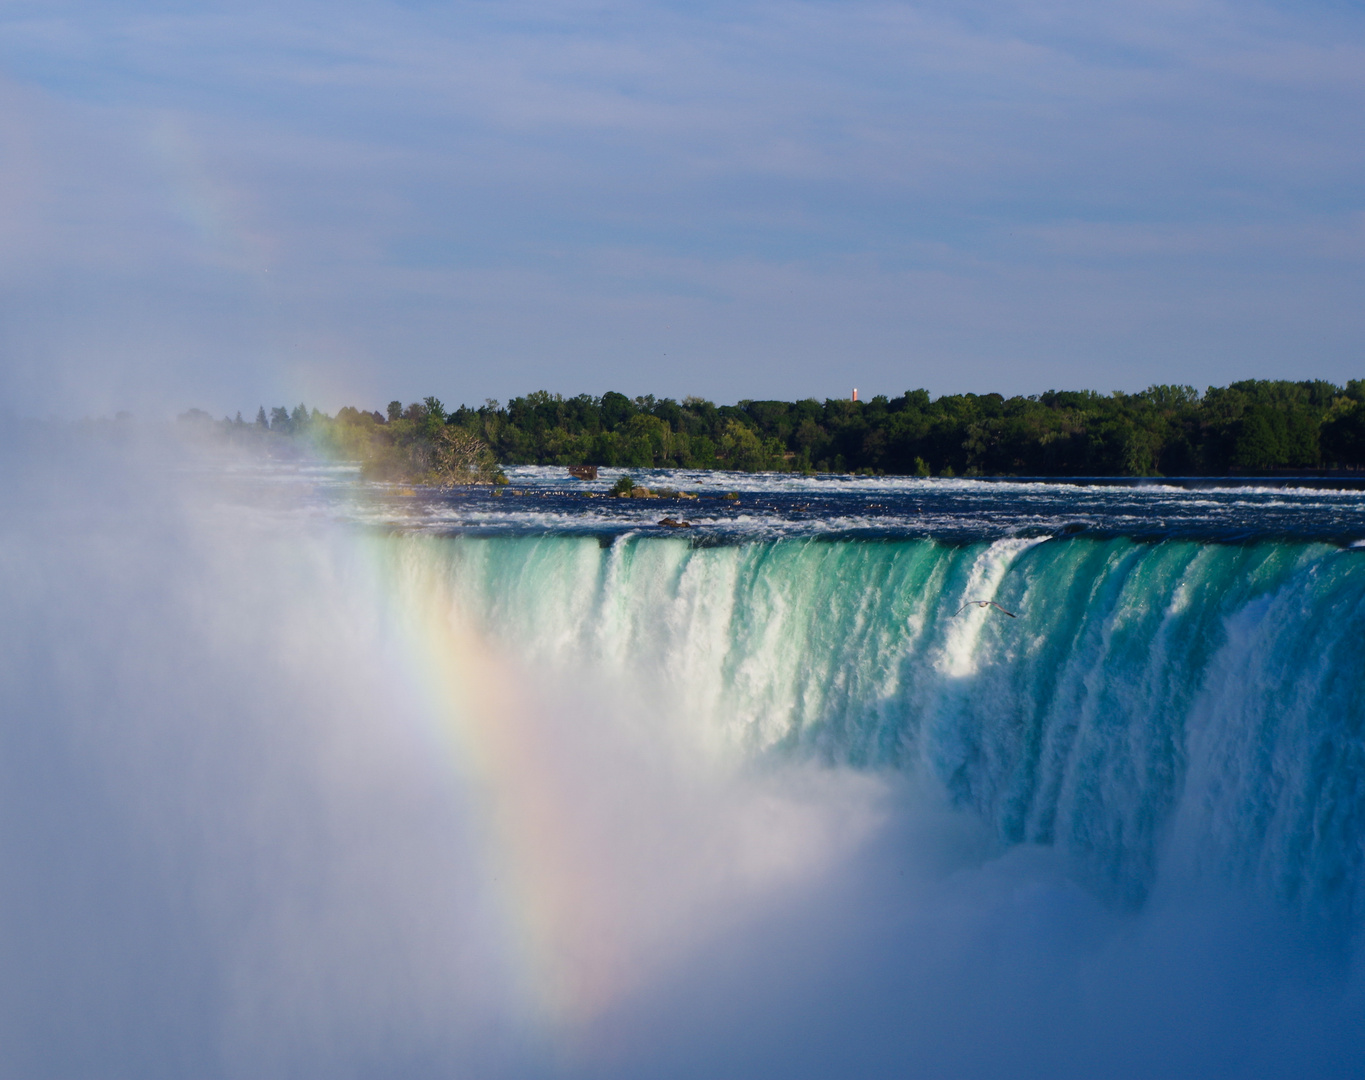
[392,532,1365,916]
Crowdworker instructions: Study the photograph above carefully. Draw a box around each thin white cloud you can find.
[0,0,1362,413]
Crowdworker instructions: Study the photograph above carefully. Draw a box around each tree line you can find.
[200,379,1365,478]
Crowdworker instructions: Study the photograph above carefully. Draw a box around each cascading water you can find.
[392,531,1365,919]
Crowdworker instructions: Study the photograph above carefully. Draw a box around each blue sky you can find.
[0,0,1362,415]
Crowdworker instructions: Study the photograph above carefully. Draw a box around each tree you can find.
[1322,401,1365,467]
[622,413,672,466]
[427,427,505,486]
[255,406,269,430]
[719,419,786,471]
[1232,405,1319,470]
[600,391,635,430]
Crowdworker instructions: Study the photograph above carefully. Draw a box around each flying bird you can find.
[954,600,1018,618]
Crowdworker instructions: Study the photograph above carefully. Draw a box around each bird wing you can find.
[988,602,1018,617]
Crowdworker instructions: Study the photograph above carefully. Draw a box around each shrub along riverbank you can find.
[197,379,1365,480]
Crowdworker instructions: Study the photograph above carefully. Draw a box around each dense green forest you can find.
[198,379,1365,479]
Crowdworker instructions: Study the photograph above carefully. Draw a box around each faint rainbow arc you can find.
[380,541,627,1028]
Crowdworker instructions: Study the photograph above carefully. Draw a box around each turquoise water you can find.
[410,531,1365,917]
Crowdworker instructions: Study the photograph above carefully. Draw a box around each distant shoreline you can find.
[193,378,1365,481]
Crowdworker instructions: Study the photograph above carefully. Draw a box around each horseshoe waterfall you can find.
[2,446,1363,1079]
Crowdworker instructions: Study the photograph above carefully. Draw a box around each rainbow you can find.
[375,536,632,1031]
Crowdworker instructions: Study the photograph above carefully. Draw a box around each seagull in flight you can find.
[954,600,1018,618]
